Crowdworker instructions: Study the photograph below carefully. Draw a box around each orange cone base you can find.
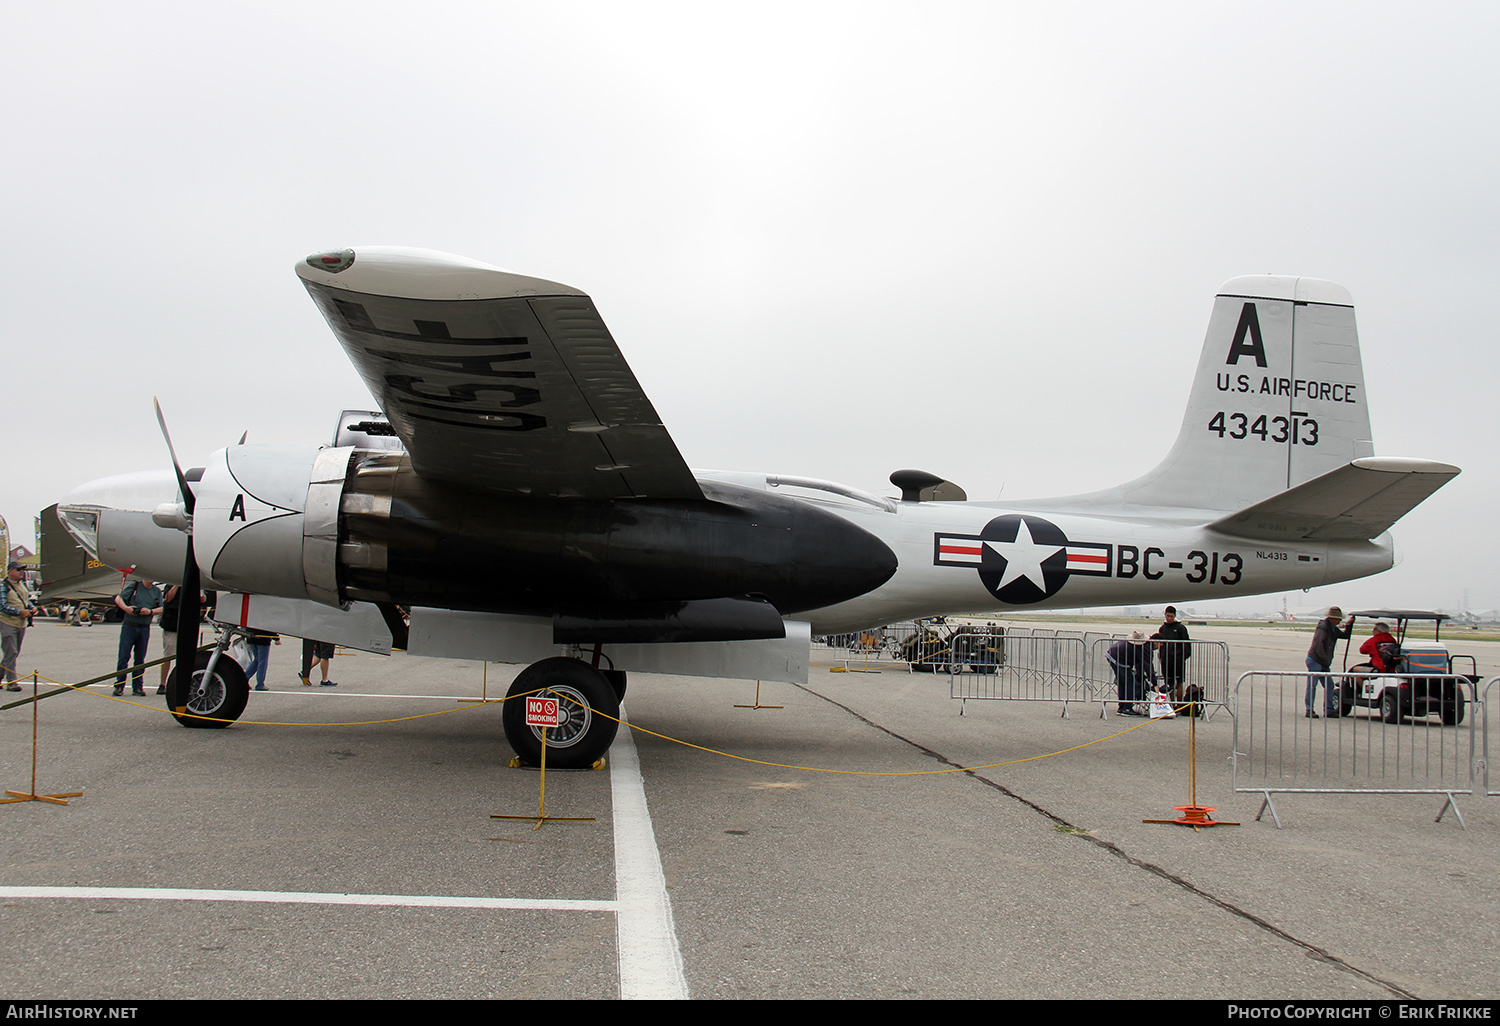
[1144,805,1239,828]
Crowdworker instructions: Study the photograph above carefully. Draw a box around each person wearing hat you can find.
[1106,629,1158,716]
[1305,606,1353,717]
[0,562,40,691]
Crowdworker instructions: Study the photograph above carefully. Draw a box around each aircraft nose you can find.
[60,469,181,515]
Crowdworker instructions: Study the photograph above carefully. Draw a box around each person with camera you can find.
[1,561,40,691]
[114,578,163,697]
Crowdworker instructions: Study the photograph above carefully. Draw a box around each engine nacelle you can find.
[62,442,898,633]
[191,445,354,605]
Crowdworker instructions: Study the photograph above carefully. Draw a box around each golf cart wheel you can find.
[1338,677,1355,717]
[1442,689,1466,726]
[1381,690,1402,724]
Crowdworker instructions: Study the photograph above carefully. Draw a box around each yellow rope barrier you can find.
[16,669,1169,774]
[22,672,505,727]
[600,707,1163,776]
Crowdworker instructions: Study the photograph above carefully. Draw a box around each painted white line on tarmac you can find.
[0,886,615,912]
[610,711,690,1000]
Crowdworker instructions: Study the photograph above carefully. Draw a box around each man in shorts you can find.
[301,639,337,686]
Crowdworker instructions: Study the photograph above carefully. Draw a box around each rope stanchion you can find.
[491,695,596,831]
[2,673,83,807]
[0,645,214,711]
[589,699,1166,777]
[733,680,783,710]
[1143,702,1238,830]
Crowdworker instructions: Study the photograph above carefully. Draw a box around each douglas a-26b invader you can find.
[56,248,1458,766]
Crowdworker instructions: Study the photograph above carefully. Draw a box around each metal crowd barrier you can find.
[1231,670,1480,827]
[1485,676,1500,798]
[1085,635,1232,718]
[948,629,1231,719]
[819,622,1233,719]
[948,629,1094,712]
[815,622,919,670]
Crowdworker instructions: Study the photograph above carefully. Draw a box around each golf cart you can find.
[1337,610,1477,725]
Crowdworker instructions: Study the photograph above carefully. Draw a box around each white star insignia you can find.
[984,518,1063,592]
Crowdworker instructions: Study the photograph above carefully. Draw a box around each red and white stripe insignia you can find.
[936,536,984,565]
[1064,544,1111,575]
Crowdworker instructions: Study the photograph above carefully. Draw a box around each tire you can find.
[1442,689,1466,726]
[1381,689,1402,724]
[168,649,250,729]
[601,668,627,702]
[1338,678,1355,717]
[502,657,620,769]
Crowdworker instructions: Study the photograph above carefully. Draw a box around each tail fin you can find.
[1113,275,1374,513]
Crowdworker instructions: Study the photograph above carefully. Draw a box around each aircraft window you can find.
[58,508,100,559]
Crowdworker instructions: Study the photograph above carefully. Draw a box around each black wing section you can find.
[298,247,702,501]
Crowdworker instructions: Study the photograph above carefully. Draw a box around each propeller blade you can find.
[153,397,196,515]
[167,548,202,715]
[155,397,203,712]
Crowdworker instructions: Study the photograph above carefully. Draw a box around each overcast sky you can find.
[4,1,1496,616]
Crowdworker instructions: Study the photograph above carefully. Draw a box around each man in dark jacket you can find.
[1153,606,1191,705]
[1305,606,1353,717]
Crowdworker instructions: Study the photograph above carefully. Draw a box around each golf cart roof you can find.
[1347,610,1450,623]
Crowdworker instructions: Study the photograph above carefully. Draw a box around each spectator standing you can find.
[114,578,163,697]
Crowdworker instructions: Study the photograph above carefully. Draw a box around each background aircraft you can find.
[36,504,130,607]
[55,249,1458,766]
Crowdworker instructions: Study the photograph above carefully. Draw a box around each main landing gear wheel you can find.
[168,650,250,729]
[502,657,620,769]
[602,668,627,702]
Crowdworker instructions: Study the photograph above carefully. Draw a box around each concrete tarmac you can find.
[1,618,1496,1000]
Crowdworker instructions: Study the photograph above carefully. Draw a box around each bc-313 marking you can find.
[1117,546,1242,585]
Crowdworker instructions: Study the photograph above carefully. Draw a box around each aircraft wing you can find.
[1207,457,1459,541]
[297,248,703,501]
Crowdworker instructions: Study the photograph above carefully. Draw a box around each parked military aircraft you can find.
[55,248,1458,766]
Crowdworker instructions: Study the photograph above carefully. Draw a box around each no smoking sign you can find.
[526,695,561,727]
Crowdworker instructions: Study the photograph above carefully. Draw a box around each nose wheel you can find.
[167,650,250,728]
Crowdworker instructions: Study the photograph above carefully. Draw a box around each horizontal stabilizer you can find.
[1207,458,1459,541]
